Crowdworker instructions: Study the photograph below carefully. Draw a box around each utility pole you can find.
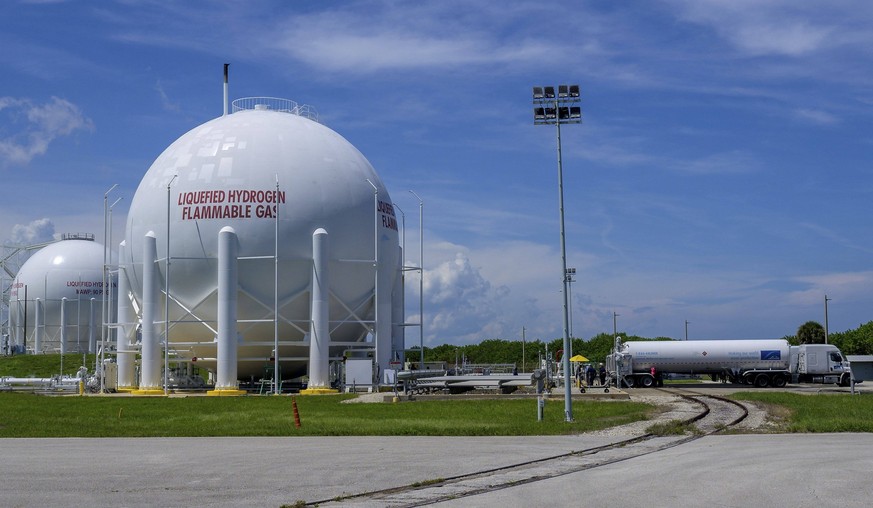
[522,326,526,373]
[825,295,832,344]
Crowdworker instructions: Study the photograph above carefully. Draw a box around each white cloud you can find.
[422,252,505,342]
[263,4,567,75]
[412,243,548,345]
[674,150,762,175]
[0,96,93,166]
[9,218,56,244]
[664,0,862,57]
[794,108,839,125]
[154,79,180,112]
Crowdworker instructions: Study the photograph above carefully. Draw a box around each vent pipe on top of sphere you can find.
[223,63,229,117]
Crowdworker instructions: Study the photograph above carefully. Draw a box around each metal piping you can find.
[223,63,229,116]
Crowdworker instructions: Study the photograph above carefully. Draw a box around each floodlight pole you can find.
[613,312,620,387]
[394,203,407,364]
[106,196,122,389]
[366,179,379,381]
[566,267,576,349]
[533,85,580,423]
[102,184,118,393]
[165,175,178,396]
[522,326,526,373]
[410,190,424,369]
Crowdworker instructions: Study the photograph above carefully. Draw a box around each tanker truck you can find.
[607,339,851,388]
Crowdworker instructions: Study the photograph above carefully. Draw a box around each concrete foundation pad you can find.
[205,389,247,397]
[130,389,166,396]
[299,388,339,395]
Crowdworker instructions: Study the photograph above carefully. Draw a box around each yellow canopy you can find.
[569,355,589,362]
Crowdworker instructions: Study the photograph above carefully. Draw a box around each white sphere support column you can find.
[135,231,163,394]
[208,226,245,396]
[301,228,336,394]
[34,298,41,354]
[60,297,67,355]
[116,240,136,390]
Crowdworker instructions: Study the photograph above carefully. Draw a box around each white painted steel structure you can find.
[121,97,402,387]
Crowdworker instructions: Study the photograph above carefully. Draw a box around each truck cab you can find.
[791,344,852,386]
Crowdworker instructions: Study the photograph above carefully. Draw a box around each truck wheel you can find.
[754,373,770,388]
[640,375,655,388]
[840,374,851,387]
[771,375,787,388]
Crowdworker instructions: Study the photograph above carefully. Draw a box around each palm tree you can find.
[797,321,826,344]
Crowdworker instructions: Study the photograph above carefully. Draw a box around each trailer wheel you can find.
[754,373,770,388]
[639,374,655,388]
[771,374,787,388]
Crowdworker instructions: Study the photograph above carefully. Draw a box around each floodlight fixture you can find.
[532,84,581,125]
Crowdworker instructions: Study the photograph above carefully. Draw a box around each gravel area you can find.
[584,393,778,437]
[340,391,779,435]
[341,392,390,403]
[582,394,699,437]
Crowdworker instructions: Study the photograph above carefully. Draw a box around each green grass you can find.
[0,392,653,437]
[646,419,701,436]
[732,391,873,433]
[0,353,96,378]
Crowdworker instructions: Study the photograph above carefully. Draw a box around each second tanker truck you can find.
[607,339,851,388]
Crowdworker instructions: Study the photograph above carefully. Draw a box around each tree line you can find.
[411,320,873,369]
[787,320,873,355]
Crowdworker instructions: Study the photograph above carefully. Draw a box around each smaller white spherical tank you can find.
[9,235,111,354]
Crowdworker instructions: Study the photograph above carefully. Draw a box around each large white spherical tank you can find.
[123,104,400,377]
[9,236,109,354]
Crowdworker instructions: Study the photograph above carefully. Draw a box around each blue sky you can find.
[2,0,872,346]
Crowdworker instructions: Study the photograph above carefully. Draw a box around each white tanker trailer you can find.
[607,339,852,388]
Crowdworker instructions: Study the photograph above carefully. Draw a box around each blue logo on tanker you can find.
[760,350,781,360]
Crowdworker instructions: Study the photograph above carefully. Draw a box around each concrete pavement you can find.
[3,433,873,507]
